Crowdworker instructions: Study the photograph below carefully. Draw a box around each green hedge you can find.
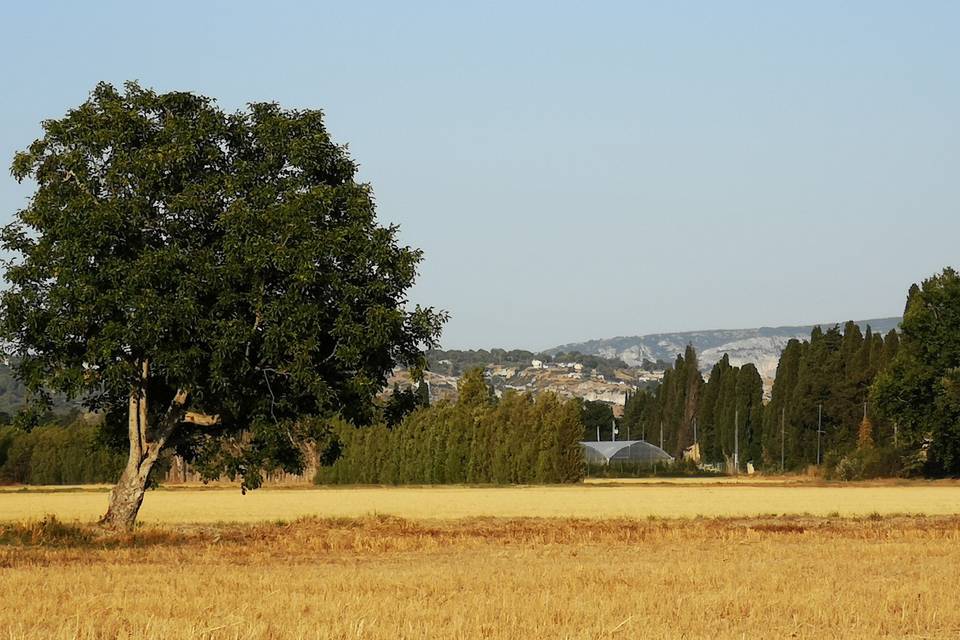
[316,389,585,485]
[0,424,125,485]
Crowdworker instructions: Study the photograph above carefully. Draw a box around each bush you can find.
[826,445,906,481]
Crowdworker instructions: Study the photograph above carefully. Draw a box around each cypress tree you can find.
[676,344,703,456]
[763,339,802,468]
[738,364,764,464]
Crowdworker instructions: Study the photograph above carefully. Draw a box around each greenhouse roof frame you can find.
[580,440,674,465]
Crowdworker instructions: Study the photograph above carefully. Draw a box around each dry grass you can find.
[4,481,960,522]
[3,514,960,639]
[4,482,960,638]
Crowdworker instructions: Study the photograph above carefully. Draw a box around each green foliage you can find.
[426,349,540,376]
[316,373,585,485]
[581,400,615,441]
[549,352,631,379]
[694,355,763,469]
[824,445,906,481]
[762,319,901,471]
[457,368,494,408]
[643,346,702,456]
[622,389,657,442]
[872,267,960,474]
[0,423,125,485]
[382,383,429,427]
[0,82,445,490]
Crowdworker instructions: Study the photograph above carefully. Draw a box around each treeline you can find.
[0,423,125,484]
[317,370,585,484]
[621,325,899,473]
[765,322,899,469]
[620,269,958,479]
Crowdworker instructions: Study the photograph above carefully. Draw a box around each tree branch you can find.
[138,359,149,449]
[184,411,221,426]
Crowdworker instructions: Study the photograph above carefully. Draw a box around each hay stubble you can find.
[3,482,960,639]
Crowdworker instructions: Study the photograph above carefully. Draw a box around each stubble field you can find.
[3,480,960,639]
[4,478,960,522]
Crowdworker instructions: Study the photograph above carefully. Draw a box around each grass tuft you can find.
[0,514,91,546]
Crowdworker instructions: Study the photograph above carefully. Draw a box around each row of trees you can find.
[622,347,765,464]
[620,267,960,477]
[0,423,125,485]
[317,370,585,484]
[764,322,900,469]
[621,326,899,471]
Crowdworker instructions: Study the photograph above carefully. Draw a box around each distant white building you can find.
[531,359,544,369]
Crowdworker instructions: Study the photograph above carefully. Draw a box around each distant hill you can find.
[0,363,81,419]
[546,317,901,381]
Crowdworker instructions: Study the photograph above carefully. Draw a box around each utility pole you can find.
[894,421,898,447]
[693,417,698,444]
[660,420,664,451]
[596,423,600,442]
[734,407,739,475]
[780,405,785,473]
[612,418,616,442]
[816,403,823,465]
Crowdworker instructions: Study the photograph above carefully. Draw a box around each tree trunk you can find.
[100,459,154,531]
[100,359,160,531]
[98,360,211,531]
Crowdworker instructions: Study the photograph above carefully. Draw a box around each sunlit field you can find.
[3,480,960,523]
[3,514,960,639]
[4,481,960,639]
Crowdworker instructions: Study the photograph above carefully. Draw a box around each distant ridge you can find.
[547,317,901,380]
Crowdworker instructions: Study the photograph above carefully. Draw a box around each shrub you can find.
[827,445,906,481]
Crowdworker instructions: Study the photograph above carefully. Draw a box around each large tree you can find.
[0,82,445,529]
[872,268,960,474]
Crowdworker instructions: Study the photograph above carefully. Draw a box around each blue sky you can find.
[1,1,957,350]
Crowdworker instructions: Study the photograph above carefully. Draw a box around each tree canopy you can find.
[0,82,445,528]
[873,268,960,474]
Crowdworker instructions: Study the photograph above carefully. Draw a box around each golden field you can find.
[4,481,960,639]
[3,514,960,639]
[3,479,960,522]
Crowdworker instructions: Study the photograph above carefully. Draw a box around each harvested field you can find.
[3,481,960,523]
[2,515,960,639]
[4,482,960,638]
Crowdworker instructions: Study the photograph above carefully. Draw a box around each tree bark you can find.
[100,460,153,531]
[100,361,151,530]
[100,361,183,531]
[99,361,219,531]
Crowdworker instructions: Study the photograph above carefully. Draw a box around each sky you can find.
[0,1,957,351]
